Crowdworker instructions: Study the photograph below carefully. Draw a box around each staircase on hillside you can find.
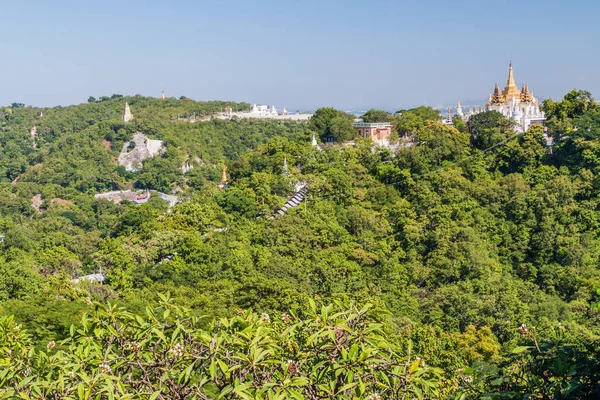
[274,182,308,216]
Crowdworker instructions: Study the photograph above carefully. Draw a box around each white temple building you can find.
[218,103,311,121]
[457,61,545,133]
[250,104,278,115]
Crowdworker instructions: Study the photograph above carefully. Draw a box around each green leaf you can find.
[291,377,310,386]
[209,359,217,379]
[217,359,229,374]
[286,389,305,400]
[511,346,533,354]
[78,383,86,399]
[149,391,161,400]
[408,359,420,374]
[337,381,358,394]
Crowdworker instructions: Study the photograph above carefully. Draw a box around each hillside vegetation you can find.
[2,90,600,398]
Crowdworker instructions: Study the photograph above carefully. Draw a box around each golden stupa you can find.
[218,161,229,188]
[502,61,521,100]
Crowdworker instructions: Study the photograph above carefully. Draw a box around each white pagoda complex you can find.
[457,61,545,132]
[250,104,278,115]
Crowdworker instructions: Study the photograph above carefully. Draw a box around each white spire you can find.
[282,156,289,176]
[123,102,133,123]
[512,104,522,119]
[512,104,524,132]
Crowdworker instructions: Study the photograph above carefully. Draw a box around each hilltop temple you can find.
[250,104,279,116]
[457,61,545,132]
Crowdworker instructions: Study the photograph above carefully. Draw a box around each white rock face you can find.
[118,132,164,172]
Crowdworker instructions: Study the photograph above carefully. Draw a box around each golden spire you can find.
[219,161,228,187]
[457,100,462,109]
[508,60,515,85]
[502,60,520,99]
[491,83,506,105]
[520,83,534,103]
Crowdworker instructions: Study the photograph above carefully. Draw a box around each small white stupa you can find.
[123,102,133,123]
[282,156,289,176]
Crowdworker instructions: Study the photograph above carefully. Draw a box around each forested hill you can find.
[0,95,309,192]
[3,90,600,398]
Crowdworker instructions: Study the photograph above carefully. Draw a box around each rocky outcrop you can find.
[118,132,164,172]
[31,194,43,213]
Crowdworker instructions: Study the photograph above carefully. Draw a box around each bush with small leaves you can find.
[0,294,443,399]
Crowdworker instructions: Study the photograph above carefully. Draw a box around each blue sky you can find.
[1,0,598,110]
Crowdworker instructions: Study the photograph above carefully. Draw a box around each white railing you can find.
[353,122,392,128]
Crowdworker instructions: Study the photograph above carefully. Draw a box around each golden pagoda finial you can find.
[502,60,520,99]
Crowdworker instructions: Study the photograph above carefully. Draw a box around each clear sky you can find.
[1,0,599,110]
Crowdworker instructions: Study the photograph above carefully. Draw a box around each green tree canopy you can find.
[362,109,390,123]
[467,110,515,150]
[310,107,355,142]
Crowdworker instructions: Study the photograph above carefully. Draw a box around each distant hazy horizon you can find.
[2,0,599,110]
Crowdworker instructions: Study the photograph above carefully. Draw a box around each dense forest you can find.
[2,90,600,398]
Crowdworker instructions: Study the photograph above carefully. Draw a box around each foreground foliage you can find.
[1,296,441,399]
